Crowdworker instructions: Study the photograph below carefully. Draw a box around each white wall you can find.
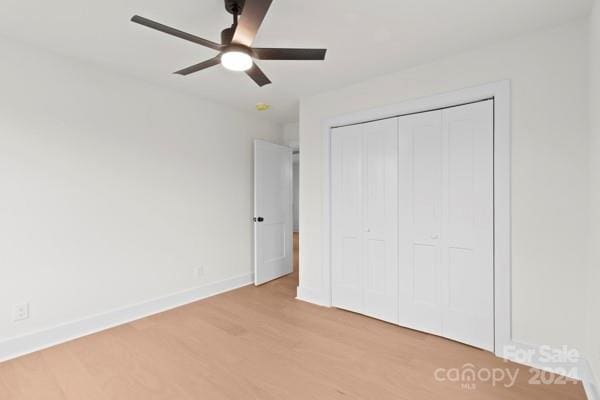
[299,20,590,353]
[0,36,282,341]
[587,0,600,388]
[283,121,299,149]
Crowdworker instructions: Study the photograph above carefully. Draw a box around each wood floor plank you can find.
[0,353,66,400]
[39,345,107,400]
[0,233,586,399]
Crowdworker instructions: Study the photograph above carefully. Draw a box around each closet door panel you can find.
[441,100,494,351]
[362,119,399,323]
[331,125,364,312]
[397,111,444,336]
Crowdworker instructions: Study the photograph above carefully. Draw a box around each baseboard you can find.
[296,286,330,307]
[585,382,599,400]
[501,341,599,400]
[581,359,600,400]
[0,273,253,363]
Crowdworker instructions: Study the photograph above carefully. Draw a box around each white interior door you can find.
[398,100,494,351]
[254,140,293,286]
[331,119,398,323]
[362,119,398,323]
[440,101,494,350]
[397,110,445,336]
[331,125,364,312]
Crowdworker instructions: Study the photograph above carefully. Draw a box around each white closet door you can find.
[398,110,444,336]
[331,120,398,321]
[362,119,398,323]
[398,101,494,351]
[332,100,493,351]
[331,125,364,312]
[441,101,494,351]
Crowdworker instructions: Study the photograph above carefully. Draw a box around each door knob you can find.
[254,217,264,222]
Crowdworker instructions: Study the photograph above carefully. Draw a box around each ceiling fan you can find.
[131,0,327,87]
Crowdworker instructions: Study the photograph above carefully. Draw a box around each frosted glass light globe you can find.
[221,51,253,71]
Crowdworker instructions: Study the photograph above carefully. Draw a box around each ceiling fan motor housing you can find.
[225,0,245,15]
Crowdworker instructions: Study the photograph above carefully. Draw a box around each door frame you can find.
[321,80,511,356]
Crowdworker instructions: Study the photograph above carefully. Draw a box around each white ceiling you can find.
[0,0,593,123]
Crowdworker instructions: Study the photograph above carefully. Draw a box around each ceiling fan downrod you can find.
[222,0,244,45]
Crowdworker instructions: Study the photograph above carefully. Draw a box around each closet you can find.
[331,100,494,351]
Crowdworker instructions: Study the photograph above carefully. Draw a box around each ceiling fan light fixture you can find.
[221,50,253,72]
[131,0,327,86]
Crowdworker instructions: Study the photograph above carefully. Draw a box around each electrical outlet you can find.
[13,303,29,322]
[193,266,204,279]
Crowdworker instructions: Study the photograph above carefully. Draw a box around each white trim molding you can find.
[0,273,253,363]
[583,365,600,400]
[296,286,329,307]
[301,80,512,356]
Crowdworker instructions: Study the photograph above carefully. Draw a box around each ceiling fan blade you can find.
[131,15,222,51]
[174,56,221,76]
[246,62,271,87]
[253,48,327,60]
[232,0,273,47]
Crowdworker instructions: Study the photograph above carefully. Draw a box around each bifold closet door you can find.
[331,124,363,313]
[441,101,494,351]
[397,110,444,336]
[331,100,493,351]
[398,100,494,351]
[362,119,398,322]
[331,119,398,323]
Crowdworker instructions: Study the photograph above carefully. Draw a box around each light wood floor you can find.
[0,233,585,399]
